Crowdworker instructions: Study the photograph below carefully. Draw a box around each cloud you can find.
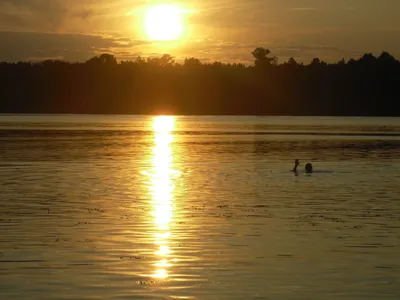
[290,7,319,11]
[270,45,353,62]
[0,0,150,32]
[0,0,108,33]
[0,30,364,64]
[0,0,399,64]
[0,31,148,62]
[176,38,357,64]
[191,42,354,64]
[0,0,69,31]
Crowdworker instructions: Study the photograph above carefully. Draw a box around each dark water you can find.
[1,115,400,300]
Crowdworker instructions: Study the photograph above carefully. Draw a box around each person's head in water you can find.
[305,163,313,173]
[293,159,300,172]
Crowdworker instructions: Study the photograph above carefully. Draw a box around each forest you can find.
[1,48,399,116]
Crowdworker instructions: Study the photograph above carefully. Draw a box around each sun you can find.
[153,116,175,133]
[144,4,185,41]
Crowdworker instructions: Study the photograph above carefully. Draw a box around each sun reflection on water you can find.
[150,116,176,279]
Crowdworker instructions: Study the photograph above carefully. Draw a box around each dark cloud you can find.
[270,45,352,62]
[175,39,360,64]
[0,31,395,64]
[0,0,399,63]
[0,31,148,62]
[290,7,319,11]
[0,0,92,31]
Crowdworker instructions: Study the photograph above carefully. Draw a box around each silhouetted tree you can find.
[146,54,175,67]
[251,47,277,69]
[0,48,399,116]
[86,53,117,66]
[378,52,397,65]
[184,57,202,68]
[287,57,298,66]
[310,57,327,67]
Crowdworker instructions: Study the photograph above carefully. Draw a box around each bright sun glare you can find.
[144,4,185,41]
[150,115,176,279]
[153,116,175,132]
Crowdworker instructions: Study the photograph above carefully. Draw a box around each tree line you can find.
[1,48,399,116]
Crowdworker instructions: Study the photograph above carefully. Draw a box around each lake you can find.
[0,115,399,300]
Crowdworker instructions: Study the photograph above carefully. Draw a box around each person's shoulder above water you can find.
[292,159,300,173]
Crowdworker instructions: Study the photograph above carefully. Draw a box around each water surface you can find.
[1,115,400,299]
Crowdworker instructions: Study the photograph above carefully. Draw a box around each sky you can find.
[0,0,399,64]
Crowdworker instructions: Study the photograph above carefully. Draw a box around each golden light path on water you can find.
[150,116,176,279]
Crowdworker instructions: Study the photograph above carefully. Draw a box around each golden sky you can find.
[0,0,399,63]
